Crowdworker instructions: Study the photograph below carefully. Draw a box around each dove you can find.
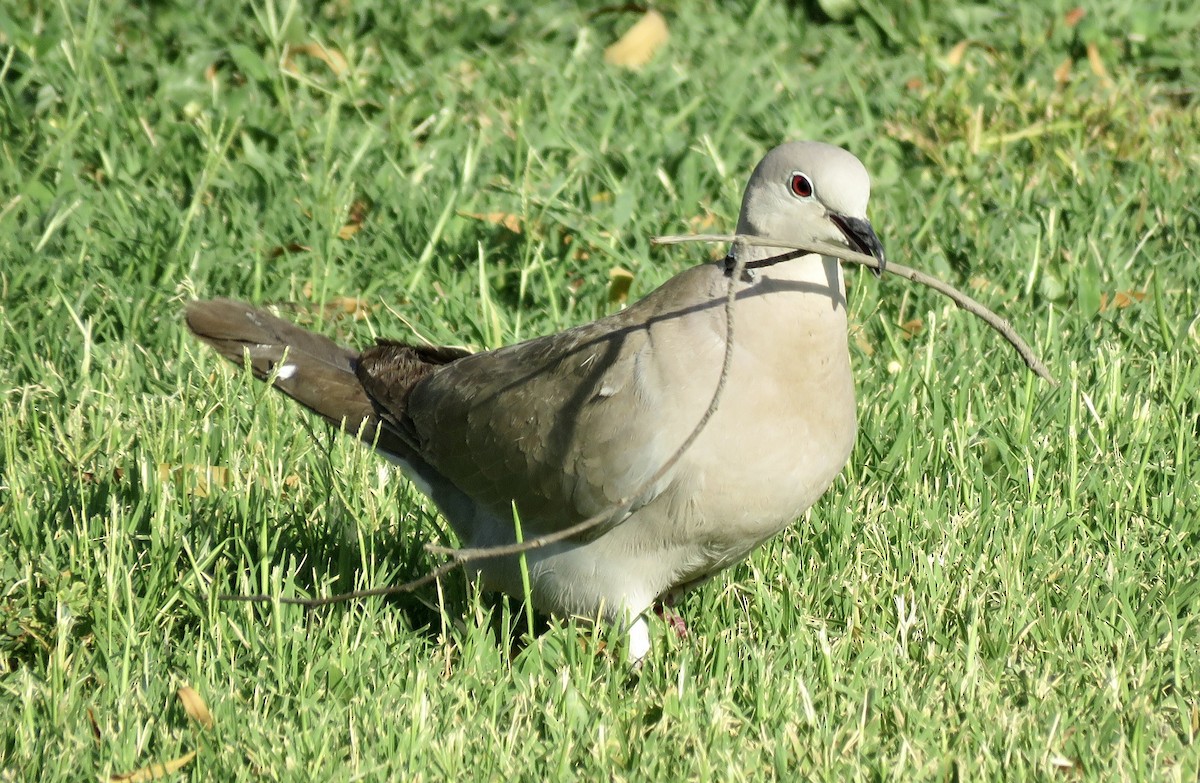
[186,141,886,660]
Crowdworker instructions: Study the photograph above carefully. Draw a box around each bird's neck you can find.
[723,240,848,314]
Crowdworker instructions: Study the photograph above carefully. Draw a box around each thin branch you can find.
[654,233,1057,384]
[220,233,1054,608]
[222,250,751,607]
[218,559,462,607]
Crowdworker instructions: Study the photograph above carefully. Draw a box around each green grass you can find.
[2,0,1199,779]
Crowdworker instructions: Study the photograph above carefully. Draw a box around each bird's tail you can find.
[185,298,388,447]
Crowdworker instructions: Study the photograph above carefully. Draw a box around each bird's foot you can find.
[654,602,688,638]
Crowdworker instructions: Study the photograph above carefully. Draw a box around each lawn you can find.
[2,0,1198,779]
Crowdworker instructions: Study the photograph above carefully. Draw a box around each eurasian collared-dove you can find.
[186,141,886,660]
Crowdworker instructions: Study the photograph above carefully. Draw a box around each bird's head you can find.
[736,141,886,274]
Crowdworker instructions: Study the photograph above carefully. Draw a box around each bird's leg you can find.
[627,615,652,663]
[654,599,689,638]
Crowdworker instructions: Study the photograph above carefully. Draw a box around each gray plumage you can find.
[186,141,886,659]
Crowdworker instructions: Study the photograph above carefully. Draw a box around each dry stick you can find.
[656,233,1056,384]
[432,235,1056,571]
[226,235,1055,608]
[220,560,462,607]
[223,248,753,607]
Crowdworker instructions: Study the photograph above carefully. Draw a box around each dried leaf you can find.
[1063,7,1086,26]
[322,296,371,321]
[850,325,875,356]
[158,464,230,497]
[80,467,126,484]
[899,318,924,339]
[459,211,523,234]
[945,40,970,68]
[87,707,102,744]
[268,242,311,259]
[608,267,634,306]
[687,211,718,233]
[604,10,669,69]
[290,291,374,323]
[1085,42,1112,85]
[339,199,370,240]
[177,686,214,730]
[1099,290,1146,312]
[110,750,196,782]
[577,634,607,654]
[572,241,591,261]
[968,276,1007,297]
[1054,57,1073,85]
[347,199,369,222]
[284,42,348,76]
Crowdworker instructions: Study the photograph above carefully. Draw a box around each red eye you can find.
[790,172,813,198]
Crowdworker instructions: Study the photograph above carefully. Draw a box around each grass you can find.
[2,0,1198,779]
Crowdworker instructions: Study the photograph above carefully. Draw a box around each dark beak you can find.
[829,214,887,277]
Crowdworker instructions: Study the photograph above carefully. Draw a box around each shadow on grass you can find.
[191,472,560,659]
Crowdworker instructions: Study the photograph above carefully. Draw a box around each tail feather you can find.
[185,298,399,452]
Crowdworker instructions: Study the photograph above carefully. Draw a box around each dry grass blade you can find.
[283,42,348,76]
[110,750,196,782]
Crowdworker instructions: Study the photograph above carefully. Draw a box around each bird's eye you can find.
[789,172,814,199]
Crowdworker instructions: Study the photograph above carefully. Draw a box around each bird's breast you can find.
[629,270,858,567]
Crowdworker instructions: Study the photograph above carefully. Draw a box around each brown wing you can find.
[356,264,725,539]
